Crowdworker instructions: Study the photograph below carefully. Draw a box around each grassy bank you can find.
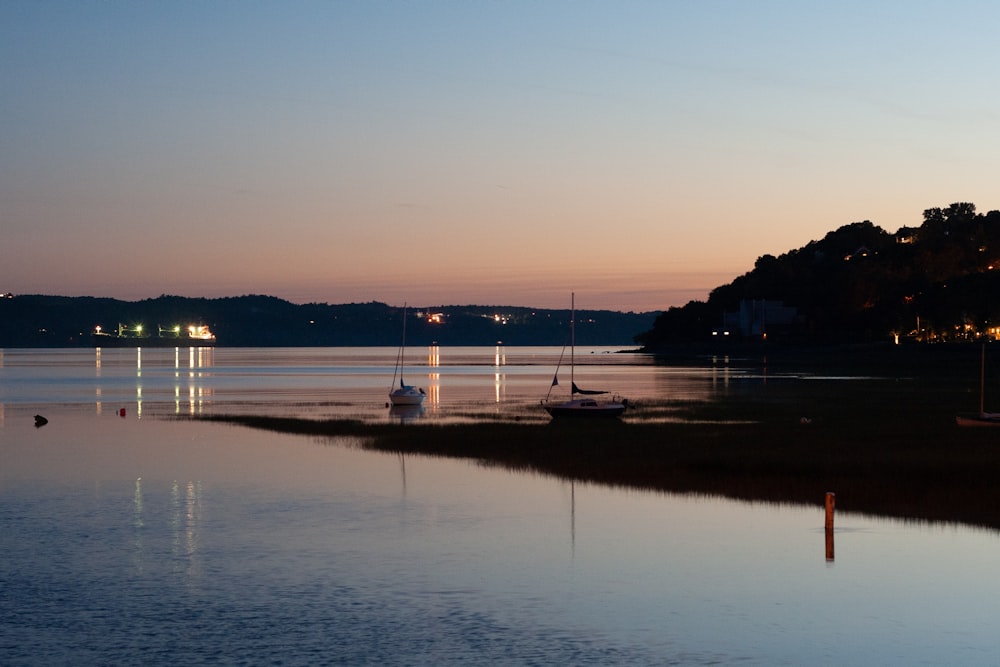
[196,374,1000,530]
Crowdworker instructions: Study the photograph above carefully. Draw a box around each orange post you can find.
[824,492,836,561]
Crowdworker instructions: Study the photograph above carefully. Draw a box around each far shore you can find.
[194,362,1000,531]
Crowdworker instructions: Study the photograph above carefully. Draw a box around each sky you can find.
[3,2,999,312]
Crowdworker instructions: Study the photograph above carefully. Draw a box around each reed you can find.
[197,383,1000,531]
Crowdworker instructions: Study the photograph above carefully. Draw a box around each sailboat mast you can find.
[400,303,407,386]
[980,343,986,415]
[570,292,575,389]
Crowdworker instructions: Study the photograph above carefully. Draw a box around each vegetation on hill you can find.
[637,202,1000,349]
[0,294,654,347]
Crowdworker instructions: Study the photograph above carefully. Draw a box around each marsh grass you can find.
[198,397,1000,530]
[196,345,1000,530]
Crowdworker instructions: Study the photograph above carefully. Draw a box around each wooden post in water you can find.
[825,491,835,561]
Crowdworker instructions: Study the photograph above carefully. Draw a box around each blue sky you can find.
[3,1,999,311]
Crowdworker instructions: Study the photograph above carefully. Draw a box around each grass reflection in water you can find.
[196,375,1000,532]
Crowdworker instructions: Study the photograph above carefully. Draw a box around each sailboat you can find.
[389,303,425,407]
[542,293,628,419]
[956,343,1000,426]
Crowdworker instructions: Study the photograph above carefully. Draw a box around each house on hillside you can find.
[718,300,799,338]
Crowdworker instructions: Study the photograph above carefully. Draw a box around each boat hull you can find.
[956,412,1000,427]
[544,398,626,419]
[389,386,425,406]
[93,335,216,348]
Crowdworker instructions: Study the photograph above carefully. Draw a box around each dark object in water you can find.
[34,414,48,427]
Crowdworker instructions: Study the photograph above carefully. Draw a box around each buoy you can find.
[119,407,126,418]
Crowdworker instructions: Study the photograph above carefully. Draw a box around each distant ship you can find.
[92,323,217,347]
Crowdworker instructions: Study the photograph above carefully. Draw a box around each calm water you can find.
[2,348,999,665]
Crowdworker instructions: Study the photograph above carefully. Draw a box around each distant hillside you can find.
[0,294,655,347]
[638,202,1000,349]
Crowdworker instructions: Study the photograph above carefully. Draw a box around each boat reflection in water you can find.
[388,404,425,423]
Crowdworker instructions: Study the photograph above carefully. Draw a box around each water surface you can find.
[2,348,998,664]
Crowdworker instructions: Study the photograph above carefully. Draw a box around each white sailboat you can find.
[542,293,628,419]
[389,303,425,407]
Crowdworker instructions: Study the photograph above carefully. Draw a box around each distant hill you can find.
[0,294,656,347]
[637,202,1000,350]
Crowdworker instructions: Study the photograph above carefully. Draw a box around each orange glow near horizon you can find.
[4,4,998,313]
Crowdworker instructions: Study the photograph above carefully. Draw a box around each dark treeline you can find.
[638,202,1000,350]
[0,294,655,347]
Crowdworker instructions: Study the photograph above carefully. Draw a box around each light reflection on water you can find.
[1,346,734,423]
[2,349,999,664]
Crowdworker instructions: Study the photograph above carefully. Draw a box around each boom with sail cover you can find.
[542,293,628,419]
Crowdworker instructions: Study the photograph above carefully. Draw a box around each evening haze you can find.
[3,2,998,312]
